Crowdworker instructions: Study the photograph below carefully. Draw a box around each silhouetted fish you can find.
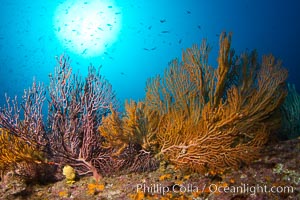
[160,19,166,23]
[186,10,191,14]
[161,30,169,33]
[81,49,88,54]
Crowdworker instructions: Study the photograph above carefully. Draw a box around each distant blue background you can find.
[0,0,299,111]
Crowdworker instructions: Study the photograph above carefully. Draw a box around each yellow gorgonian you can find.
[0,128,45,171]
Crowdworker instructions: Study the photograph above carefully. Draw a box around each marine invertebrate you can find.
[0,31,288,182]
[0,79,51,182]
[145,32,287,172]
[99,33,287,171]
[0,128,46,181]
[48,55,118,180]
[0,80,48,153]
[0,54,119,181]
[0,80,59,183]
[100,100,159,155]
[99,100,160,172]
[87,183,105,195]
[279,83,300,139]
[62,165,76,184]
[101,32,288,174]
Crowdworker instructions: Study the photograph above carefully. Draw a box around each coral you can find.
[0,80,48,152]
[47,55,118,180]
[0,128,50,182]
[0,32,289,183]
[279,83,300,139]
[0,80,54,182]
[0,54,119,181]
[100,100,159,155]
[145,32,287,172]
[101,32,288,174]
[99,100,160,172]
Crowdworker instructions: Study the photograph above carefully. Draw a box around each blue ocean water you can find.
[0,0,299,111]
